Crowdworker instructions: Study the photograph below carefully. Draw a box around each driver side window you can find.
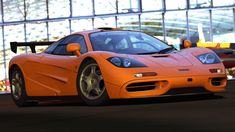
[46,35,87,55]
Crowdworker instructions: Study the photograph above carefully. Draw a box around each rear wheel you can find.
[10,66,37,107]
[77,60,109,105]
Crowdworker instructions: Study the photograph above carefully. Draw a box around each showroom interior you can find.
[0,0,235,92]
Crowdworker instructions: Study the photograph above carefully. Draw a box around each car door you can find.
[30,35,88,96]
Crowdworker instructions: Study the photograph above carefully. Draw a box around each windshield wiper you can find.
[158,47,175,54]
[137,47,175,55]
[137,51,159,55]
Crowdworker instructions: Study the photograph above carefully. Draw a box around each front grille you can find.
[164,87,209,95]
[126,82,156,92]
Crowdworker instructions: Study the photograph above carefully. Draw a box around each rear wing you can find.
[10,41,55,53]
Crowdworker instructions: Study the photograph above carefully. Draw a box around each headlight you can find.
[107,57,146,68]
[196,53,221,64]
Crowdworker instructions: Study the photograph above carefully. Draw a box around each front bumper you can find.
[105,74,227,99]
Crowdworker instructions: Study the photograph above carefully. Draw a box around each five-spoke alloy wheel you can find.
[78,60,109,105]
[10,66,37,107]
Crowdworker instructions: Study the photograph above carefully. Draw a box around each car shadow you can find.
[109,94,225,106]
[35,94,224,107]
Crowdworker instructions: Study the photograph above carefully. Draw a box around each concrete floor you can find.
[0,81,234,132]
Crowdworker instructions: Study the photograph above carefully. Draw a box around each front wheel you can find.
[10,66,37,107]
[77,60,109,105]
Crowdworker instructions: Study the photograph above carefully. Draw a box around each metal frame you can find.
[209,9,213,41]
[0,0,235,85]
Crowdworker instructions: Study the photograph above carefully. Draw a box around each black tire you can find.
[10,66,38,107]
[77,59,110,106]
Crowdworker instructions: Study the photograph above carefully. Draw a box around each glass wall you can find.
[0,27,4,81]
[95,0,116,14]
[26,22,48,52]
[48,0,70,18]
[141,13,163,40]
[25,0,47,20]
[188,10,211,44]
[213,0,234,7]
[3,0,25,21]
[212,9,234,42]
[71,19,93,33]
[118,0,140,13]
[72,0,93,16]
[3,24,25,81]
[190,0,211,8]
[0,0,235,91]
[165,0,187,10]
[165,11,187,45]
[48,20,70,41]
[94,17,116,28]
[117,15,139,30]
[142,0,162,11]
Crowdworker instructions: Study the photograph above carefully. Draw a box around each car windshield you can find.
[90,31,171,54]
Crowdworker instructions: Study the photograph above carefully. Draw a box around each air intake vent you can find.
[126,82,156,92]
[211,78,224,86]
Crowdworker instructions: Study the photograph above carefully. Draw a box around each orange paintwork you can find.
[9,29,227,99]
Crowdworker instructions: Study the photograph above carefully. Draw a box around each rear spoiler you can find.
[10,41,55,53]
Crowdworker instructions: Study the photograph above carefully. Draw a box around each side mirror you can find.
[66,43,81,56]
[183,40,192,48]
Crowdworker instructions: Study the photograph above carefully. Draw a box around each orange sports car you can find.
[9,28,227,106]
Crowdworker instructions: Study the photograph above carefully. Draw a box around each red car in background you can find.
[210,48,235,80]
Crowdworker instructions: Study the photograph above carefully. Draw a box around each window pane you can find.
[188,10,211,44]
[4,24,25,53]
[48,0,70,18]
[0,27,5,81]
[26,22,48,52]
[117,15,140,30]
[71,19,93,33]
[94,17,116,28]
[95,0,116,15]
[72,0,93,16]
[0,27,3,51]
[48,20,70,41]
[165,11,187,45]
[142,0,162,11]
[165,0,186,10]
[26,23,48,42]
[0,1,2,22]
[118,0,139,13]
[141,13,163,40]
[25,0,47,20]
[3,0,24,22]
[212,9,235,42]
[213,0,234,7]
[190,0,211,8]
[4,24,25,78]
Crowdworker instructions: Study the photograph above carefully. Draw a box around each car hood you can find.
[98,47,223,77]
[129,53,193,67]
[99,47,214,68]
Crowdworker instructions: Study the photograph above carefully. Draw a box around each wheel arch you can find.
[76,56,97,85]
[78,57,97,71]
